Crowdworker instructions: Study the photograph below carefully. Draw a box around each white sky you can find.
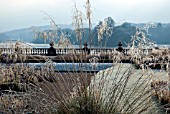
[0,0,169,32]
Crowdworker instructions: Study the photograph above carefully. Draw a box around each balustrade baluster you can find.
[64,49,66,54]
[38,49,40,54]
[37,48,40,55]
[38,48,40,54]
[41,49,43,55]
[65,48,67,54]
[59,48,61,55]
[34,48,36,55]
[32,48,34,55]
[40,49,43,55]
[94,49,97,54]
[36,48,38,54]
[106,49,108,54]
[25,49,27,54]
[62,49,63,55]
[43,49,46,55]
[31,49,33,55]
[37,49,39,54]
[40,49,42,55]
[91,49,94,54]
[56,49,58,55]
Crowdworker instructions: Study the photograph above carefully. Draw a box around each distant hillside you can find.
[0,24,92,43]
[148,23,170,44]
[0,28,34,42]
[0,19,170,47]
[0,24,76,42]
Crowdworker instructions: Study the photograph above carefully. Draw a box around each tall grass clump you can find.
[44,63,158,114]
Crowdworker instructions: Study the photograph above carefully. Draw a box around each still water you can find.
[21,62,113,72]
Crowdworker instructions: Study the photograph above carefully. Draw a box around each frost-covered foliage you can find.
[33,30,59,43]
[85,0,92,45]
[57,33,72,47]
[32,11,60,43]
[96,17,114,42]
[72,0,93,47]
[0,41,32,63]
[128,23,157,49]
[72,3,84,47]
[32,11,72,47]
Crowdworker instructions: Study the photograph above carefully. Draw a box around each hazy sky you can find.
[0,0,170,33]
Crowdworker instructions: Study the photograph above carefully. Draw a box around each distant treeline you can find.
[33,18,170,47]
[1,17,170,47]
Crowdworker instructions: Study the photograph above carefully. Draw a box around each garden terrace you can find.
[1,47,170,67]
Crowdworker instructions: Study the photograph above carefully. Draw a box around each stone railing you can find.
[0,47,154,55]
